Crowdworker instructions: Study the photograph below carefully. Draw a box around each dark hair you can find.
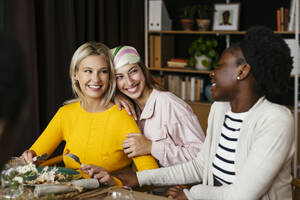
[223,10,230,16]
[239,26,293,103]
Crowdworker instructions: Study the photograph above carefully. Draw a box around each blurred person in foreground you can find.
[0,32,27,170]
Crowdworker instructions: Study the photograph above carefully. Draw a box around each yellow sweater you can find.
[30,102,158,174]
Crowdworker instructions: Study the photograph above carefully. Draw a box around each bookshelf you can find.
[151,30,298,34]
[145,0,300,178]
[150,68,211,74]
[149,30,246,34]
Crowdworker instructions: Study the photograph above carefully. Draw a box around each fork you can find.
[64,153,85,167]
[65,153,108,186]
[33,153,48,162]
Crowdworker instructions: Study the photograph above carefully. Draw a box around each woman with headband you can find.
[112,46,205,167]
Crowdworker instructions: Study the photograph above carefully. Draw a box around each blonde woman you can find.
[21,42,158,186]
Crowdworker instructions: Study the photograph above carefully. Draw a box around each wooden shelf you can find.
[149,67,211,74]
[149,30,297,35]
[274,31,298,34]
[186,101,212,106]
[149,30,246,35]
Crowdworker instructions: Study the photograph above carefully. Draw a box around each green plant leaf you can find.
[211,39,218,47]
[189,57,196,66]
[188,36,218,60]
[208,49,216,58]
[202,59,209,67]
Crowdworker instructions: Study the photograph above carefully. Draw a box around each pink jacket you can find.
[137,89,205,167]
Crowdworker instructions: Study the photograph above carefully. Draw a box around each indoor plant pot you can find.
[188,36,218,70]
[195,54,211,70]
[195,5,214,31]
[196,19,211,31]
[180,6,196,31]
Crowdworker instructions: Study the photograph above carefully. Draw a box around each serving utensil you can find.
[33,153,48,163]
[64,153,108,186]
[64,153,85,167]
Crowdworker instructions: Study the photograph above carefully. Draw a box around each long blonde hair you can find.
[65,41,116,106]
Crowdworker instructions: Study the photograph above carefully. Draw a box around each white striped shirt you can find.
[212,110,247,185]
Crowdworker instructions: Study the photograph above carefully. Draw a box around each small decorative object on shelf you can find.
[195,4,214,31]
[180,6,196,31]
[188,36,218,70]
[212,3,240,31]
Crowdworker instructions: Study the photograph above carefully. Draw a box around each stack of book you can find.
[167,58,188,68]
[276,7,289,31]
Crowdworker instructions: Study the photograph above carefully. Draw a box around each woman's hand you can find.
[123,133,152,158]
[80,165,115,186]
[114,93,137,120]
[166,185,188,200]
[112,167,139,187]
[20,150,37,164]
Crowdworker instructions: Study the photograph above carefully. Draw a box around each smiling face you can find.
[115,63,147,100]
[210,49,241,101]
[74,55,109,101]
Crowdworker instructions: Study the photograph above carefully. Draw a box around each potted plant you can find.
[195,5,214,31]
[188,36,218,70]
[180,6,196,31]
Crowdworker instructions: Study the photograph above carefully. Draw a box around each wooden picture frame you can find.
[213,3,240,31]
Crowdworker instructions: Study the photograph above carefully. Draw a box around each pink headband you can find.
[110,46,140,70]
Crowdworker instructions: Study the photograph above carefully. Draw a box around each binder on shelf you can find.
[149,0,172,31]
[288,0,299,31]
[285,39,300,74]
[151,35,174,68]
[154,35,162,68]
[149,35,155,68]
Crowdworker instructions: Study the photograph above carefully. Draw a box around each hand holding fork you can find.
[64,153,113,186]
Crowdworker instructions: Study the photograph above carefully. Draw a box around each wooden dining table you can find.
[69,187,171,200]
[0,186,171,200]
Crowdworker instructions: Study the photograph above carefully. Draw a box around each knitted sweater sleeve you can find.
[137,157,203,187]
[30,108,63,157]
[184,107,294,200]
